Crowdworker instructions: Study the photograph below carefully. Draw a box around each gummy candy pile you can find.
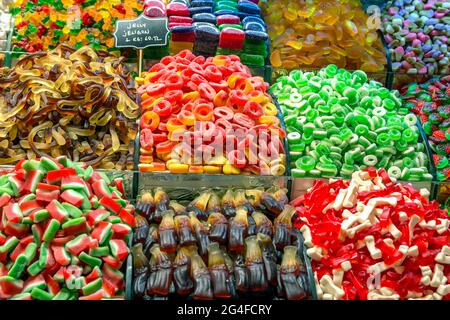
[402,76,450,181]
[293,169,450,300]
[0,156,135,300]
[132,187,311,300]
[263,0,387,72]
[9,0,142,53]
[270,66,432,181]
[137,50,286,176]
[144,0,269,67]
[383,0,450,75]
[0,45,139,170]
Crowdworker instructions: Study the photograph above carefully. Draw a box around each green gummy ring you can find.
[319,155,333,164]
[402,157,415,168]
[296,156,316,171]
[388,166,402,179]
[316,143,330,156]
[325,64,338,77]
[316,163,338,174]
[395,139,408,151]
[363,155,378,167]
[402,128,415,142]
[389,128,402,141]
[404,114,417,127]
[372,107,386,117]
[287,132,302,144]
[376,133,390,145]
[355,124,369,136]
[290,93,302,103]
[349,134,359,145]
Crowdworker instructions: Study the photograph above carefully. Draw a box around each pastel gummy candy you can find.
[0,45,139,170]
[383,0,450,75]
[0,156,135,300]
[264,0,387,72]
[270,66,432,181]
[136,50,286,176]
[293,168,450,300]
[401,75,450,181]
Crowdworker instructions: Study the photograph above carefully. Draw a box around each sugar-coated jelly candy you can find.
[216,14,241,25]
[245,30,268,42]
[189,6,213,16]
[167,2,190,16]
[191,0,214,7]
[169,16,193,23]
[219,27,245,50]
[193,13,217,24]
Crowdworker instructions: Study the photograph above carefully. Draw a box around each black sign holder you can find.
[114,15,170,76]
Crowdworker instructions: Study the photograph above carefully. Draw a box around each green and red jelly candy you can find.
[0,157,134,300]
[402,76,450,181]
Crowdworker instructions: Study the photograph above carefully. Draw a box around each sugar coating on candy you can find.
[0,45,138,169]
[263,0,387,72]
[383,0,450,75]
[0,157,135,300]
[292,168,450,300]
[137,50,286,176]
[271,66,432,180]
[132,187,311,300]
[10,0,142,52]
[166,0,268,65]
[402,75,450,182]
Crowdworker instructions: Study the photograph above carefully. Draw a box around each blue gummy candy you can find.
[189,6,213,16]
[242,15,265,26]
[195,24,220,41]
[244,21,266,32]
[214,9,236,16]
[191,0,214,7]
[193,13,217,24]
[237,1,261,14]
[245,30,268,42]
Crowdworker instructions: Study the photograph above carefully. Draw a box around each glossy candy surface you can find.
[293,168,450,300]
[0,45,138,170]
[263,0,387,72]
[270,66,432,181]
[137,50,286,176]
[0,156,135,300]
[132,187,310,300]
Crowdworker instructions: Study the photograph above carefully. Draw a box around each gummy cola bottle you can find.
[159,210,177,252]
[153,188,170,223]
[190,248,213,300]
[187,190,211,221]
[136,192,155,221]
[206,192,221,213]
[173,246,194,295]
[273,205,295,250]
[244,235,268,292]
[208,242,232,298]
[174,214,196,246]
[134,214,150,244]
[252,211,274,238]
[228,206,249,252]
[221,189,236,218]
[143,224,159,256]
[132,243,149,299]
[280,245,305,300]
[147,244,172,296]
[189,211,210,258]
[208,212,229,245]
[233,253,249,293]
[257,233,277,287]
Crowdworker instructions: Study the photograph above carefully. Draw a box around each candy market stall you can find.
[0,0,448,302]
